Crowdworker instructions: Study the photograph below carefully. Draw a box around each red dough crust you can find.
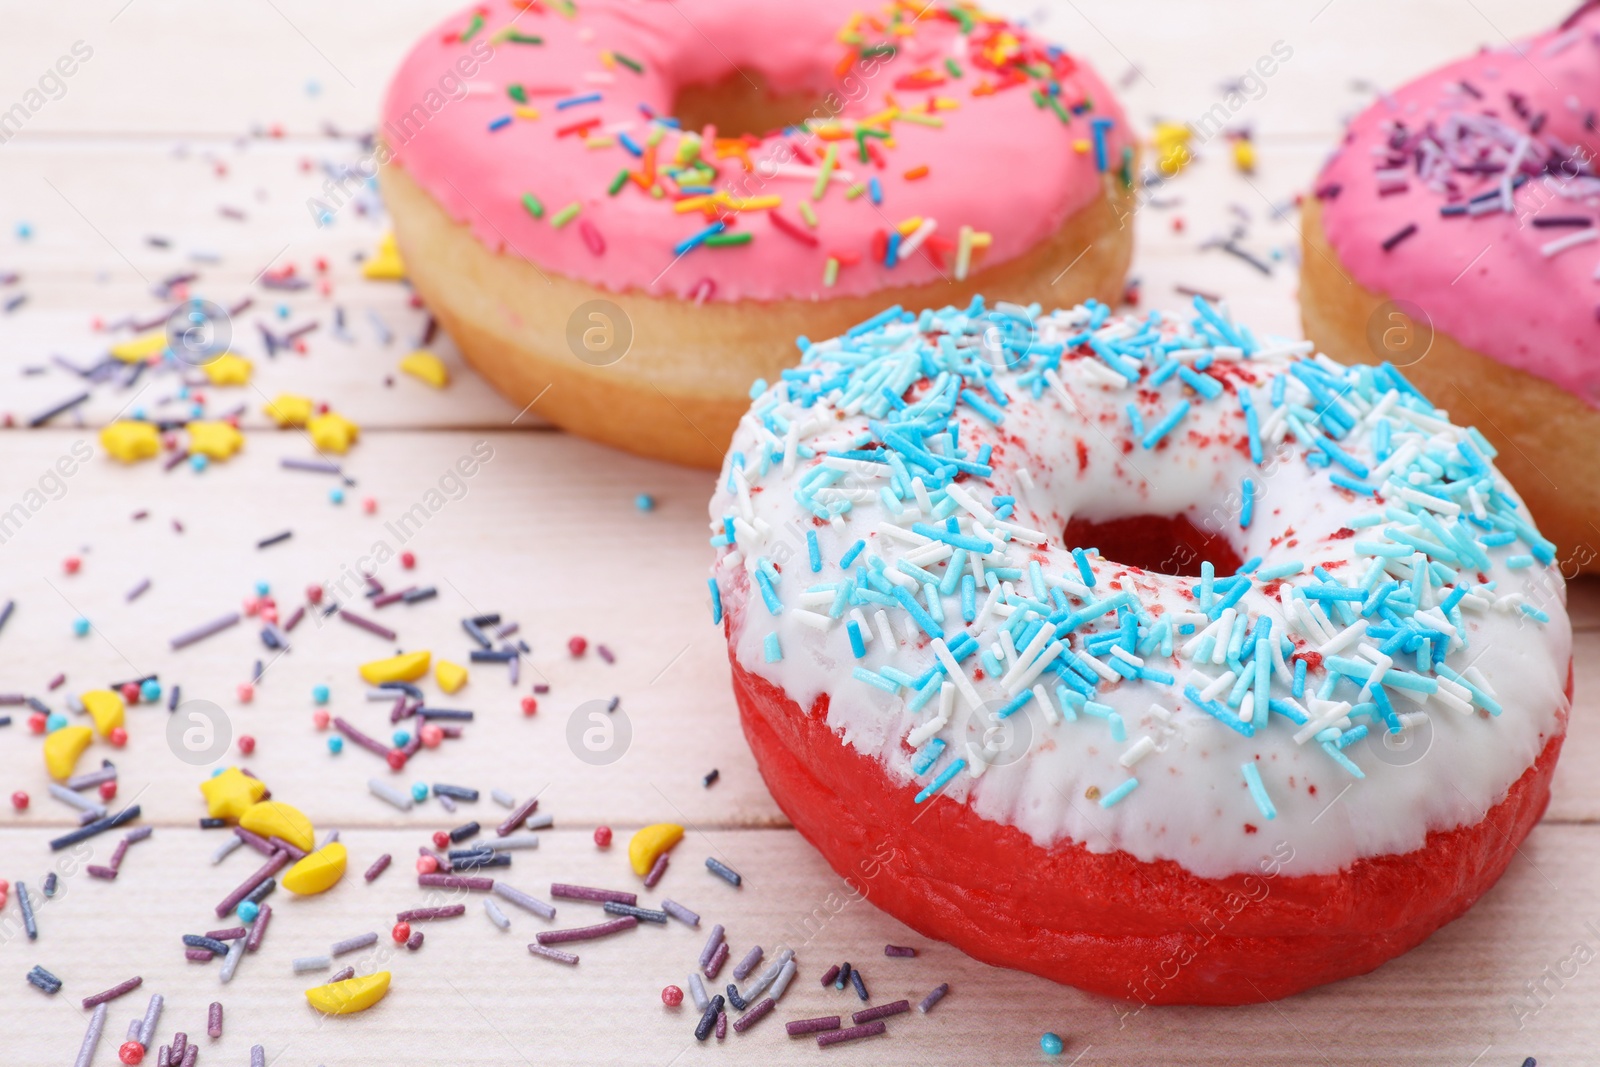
[730,627,1570,1005]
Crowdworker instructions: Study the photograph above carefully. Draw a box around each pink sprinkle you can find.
[580,220,605,256]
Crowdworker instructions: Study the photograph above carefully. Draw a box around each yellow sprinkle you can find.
[584,136,614,149]
[514,107,541,120]
[896,216,923,237]
[239,800,316,853]
[970,231,993,248]
[283,842,348,895]
[1233,138,1257,173]
[199,767,268,821]
[435,660,469,694]
[80,690,125,737]
[399,350,449,389]
[202,352,252,386]
[304,972,391,1015]
[307,412,360,454]
[110,331,168,363]
[44,725,94,782]
[263,393,313,428]
[361,232,406,281]
[99,421,160,463]
[1073,139,1090,154]
[359,650,431,686]
[628,824,685,876]
[186,420,244,461]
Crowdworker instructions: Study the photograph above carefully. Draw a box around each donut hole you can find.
[670,71,829,139]
[1063,515,1243,579]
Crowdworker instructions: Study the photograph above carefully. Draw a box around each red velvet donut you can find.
[708,297,1572,1003]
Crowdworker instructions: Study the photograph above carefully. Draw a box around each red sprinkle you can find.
[567,636,587,657]
[593,826,613,848]
[10,791,28,811]
[662,985,684,1007]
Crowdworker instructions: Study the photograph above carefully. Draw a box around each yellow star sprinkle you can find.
[199,766,268,821]
[202,352,253,386]
[263,393,314,428]
[100,421,161,463]
[307,412,360,454]
[187,420,244,460]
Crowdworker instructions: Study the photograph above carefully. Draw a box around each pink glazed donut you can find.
[1301,2,1600,571]
[379,0,1135,467]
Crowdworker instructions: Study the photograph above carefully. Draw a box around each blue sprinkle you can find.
[763,632,782,663]
[635,493,656,511]
[1098,777,1138,808]
[1240,762,1277,820]
[555,91,602,109]
[868,177,882,205]
[1141,400,1191,450]
[914,758,967,803]
[839,539,866,568]
[852,666,900,694]
[806,530,822,572]
[847,620,867,658]
[708,579,723,625]
[1071,547,1095,587]
[488,115,512,131]
[911,737,947,775]
[1240,478,1254,529]
[1090,117,1113,171]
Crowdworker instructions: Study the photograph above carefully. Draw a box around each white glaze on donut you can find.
[708,299,1570,878]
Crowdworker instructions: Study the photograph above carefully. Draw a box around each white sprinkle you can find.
[484,899,511,930]
[1119,736,1157,767]
[368,778,413,811]
[292,955,332,973]
[931,637,982,710]
[1541,226,1596,258]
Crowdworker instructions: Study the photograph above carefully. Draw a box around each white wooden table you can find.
[1,1,1596,1063]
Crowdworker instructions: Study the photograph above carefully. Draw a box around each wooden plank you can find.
[0,430,779,831]
[1,822,1597,1065]
[0,1,1565,141]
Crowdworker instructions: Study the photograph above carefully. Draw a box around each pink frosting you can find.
[1315,5,1600,406]
[381,0,1130,303]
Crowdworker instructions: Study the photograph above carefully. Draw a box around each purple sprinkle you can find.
[418,873,493,891]
[732,998,775,1033]
[329,966,355,983]
[884,944,917,958]
[819,964,840,987]
[704,940,730,979]
[786,1015,841,1037]
[527,943,578,965]
[1380,222,1418,252]
[245,904,271,952]
[406,930,425,951]
[697,924,725,969]
[817,1021,887,1048]
[597,644,615,664]
[917,983,949,1013]
[364,854,392,883]
[661,899,699,926]
[715,1010,727,1040]
[535,916,637,945]
[396,905,466,922]
[205,927,247,942]
[183,950,214,963]
[81,976,142,1009]
[550,882,636,906]
[852,1000,910,1024]
[644,851,669,888]
[733,946,764,982]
